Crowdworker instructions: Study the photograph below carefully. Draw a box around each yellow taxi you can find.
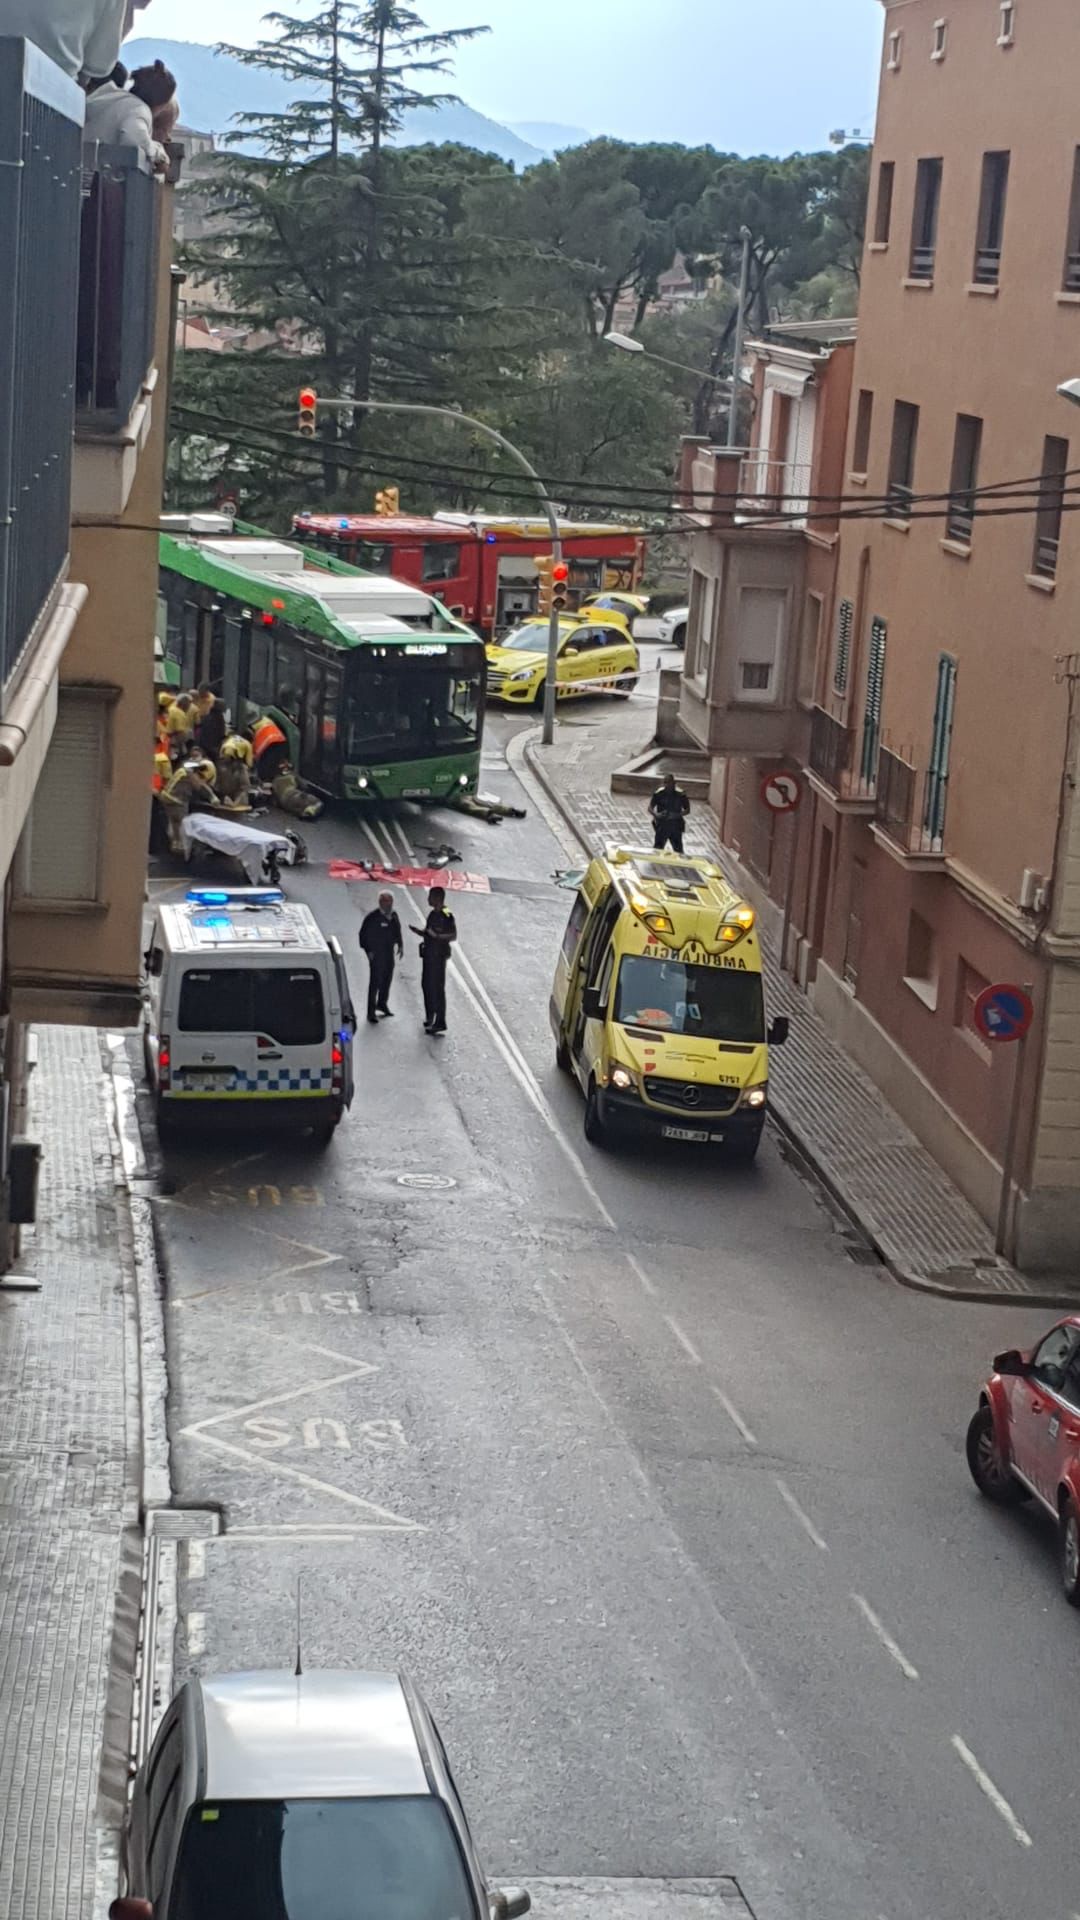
[485,611,639,707]
[550,845,789,1158]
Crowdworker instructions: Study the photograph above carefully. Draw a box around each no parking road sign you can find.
[760,770,801,815]
[973,982,1035,1045]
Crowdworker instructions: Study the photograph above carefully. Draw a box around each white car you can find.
[658,605,689,649]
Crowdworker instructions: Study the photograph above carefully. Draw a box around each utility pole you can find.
[726,226,752,449]
[299,395,564,745]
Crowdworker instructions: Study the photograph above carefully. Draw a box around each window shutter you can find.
[833,599,853,693]
[860,617,887,784]
[21,697,106,902]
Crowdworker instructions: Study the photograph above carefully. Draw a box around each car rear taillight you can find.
[331,1041,343,1094]
[158,1037,171,1089]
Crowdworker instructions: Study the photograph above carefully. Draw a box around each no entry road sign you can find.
[760,770,801,815]
[973,982,1034,1045]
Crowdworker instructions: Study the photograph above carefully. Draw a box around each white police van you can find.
[144,888,356,1144]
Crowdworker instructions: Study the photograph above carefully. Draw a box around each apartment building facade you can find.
[794,0,1080,1269]
[0,38,178,1266]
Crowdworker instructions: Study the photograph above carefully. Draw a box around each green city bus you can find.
[158,525,486,804]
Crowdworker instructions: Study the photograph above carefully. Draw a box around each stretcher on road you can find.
[179,812,305,886]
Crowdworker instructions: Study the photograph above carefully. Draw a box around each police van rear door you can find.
[172,959,330,1103]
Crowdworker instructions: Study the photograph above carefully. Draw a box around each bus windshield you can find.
[344,663,481,763]
[613,955,765,1045]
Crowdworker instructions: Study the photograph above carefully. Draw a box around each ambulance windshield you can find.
[613,955,764,1045]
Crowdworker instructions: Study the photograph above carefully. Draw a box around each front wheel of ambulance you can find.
[583,1080,608,1146]
[310,1115,338,1149]
[555,1035,572,1074]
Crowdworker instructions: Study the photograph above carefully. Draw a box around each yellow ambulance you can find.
[550,846,788,1157]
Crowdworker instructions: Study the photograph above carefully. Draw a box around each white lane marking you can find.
[388,814,415,862]
[186,1610,205,1655]
[189,1428,424,1528]
[708,1382,757,1449]
[187,1540,206,1580]
[182,1359,378,1436]
[625,1251,657,1297]
[358,816,400,869]
[850,1593,919,1681]
[950,1735,1033,1849]
[774,1476,829,1551]
[664,1314,702,1365]
[539,1273,650,1491]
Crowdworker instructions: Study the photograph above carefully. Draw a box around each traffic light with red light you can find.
[551,559,570,612]
[298,388,317,437]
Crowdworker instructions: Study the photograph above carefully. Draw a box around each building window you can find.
[909,159,943,280]
[16,691,111,906]
[955,959,993,1057]
[734,586,785,705]
[887,28,903,70]
[798,591,823,706]
[998,2,1015,46]
[924,653,957,850]
[852,388,874,474]
[1063,150,1080,292]
[1032,435,1069,580]
[946,414,983,545]
[904,910,938,1009]
[887,401,920,517]
[832,598,854,694]
[873,162,895,245]
[691,568,717,688]
[931,17,948,60]
[859,617,887,786]
[973,152,1010,285]
[843,857,866,990]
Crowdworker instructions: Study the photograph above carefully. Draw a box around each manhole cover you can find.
[396,1173,457,1191]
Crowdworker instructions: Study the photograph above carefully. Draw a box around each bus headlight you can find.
[741,1084,767,1109]
[457,773,469,787]
[610,1064,634,1091]
[357,775,369,790]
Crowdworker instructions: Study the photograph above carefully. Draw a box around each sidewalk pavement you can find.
[0,1027,145,1920]
[517,706,1079,1307]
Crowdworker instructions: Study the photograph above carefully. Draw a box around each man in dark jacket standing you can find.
[649,772,690,852]
[410,885,457,1035]
[359,890,403,1023]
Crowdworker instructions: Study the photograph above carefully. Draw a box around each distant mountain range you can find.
[125,40,591,168]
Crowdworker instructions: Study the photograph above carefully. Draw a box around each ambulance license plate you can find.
[663,1124,712,1143]
[184,1072,231,1092]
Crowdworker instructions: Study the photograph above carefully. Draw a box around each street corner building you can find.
[0,34,180,1270]
[672,0,1080,1273]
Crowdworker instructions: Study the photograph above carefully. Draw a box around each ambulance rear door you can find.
[167,954,331,1105]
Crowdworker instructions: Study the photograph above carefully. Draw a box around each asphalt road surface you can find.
[139,703,1072,1920]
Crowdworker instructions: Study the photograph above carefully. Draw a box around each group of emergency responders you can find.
[152,689,322,855]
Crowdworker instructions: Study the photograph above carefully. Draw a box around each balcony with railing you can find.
[909,244,936,282]
[76,143,159,434]
[737,452,813,520]
[945,494,975,546]
[973,246,1001,287]
[1064,252,1080,294]
[807,706,877,807]
[1032,532,1060,581]
[0,39,83,699]
[874,746,948,864]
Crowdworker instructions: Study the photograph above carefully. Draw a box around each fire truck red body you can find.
[291,510,647,637]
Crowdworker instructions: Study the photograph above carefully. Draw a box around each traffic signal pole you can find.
[297,394,563,746]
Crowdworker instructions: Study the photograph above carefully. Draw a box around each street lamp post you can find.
[726,226,753,449]
[307,395,565,747]
[602,331,734,391]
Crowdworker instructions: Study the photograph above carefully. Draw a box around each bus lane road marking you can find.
[950,1735,1033,1849]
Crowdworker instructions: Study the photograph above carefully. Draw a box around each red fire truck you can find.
[291,510,647,637]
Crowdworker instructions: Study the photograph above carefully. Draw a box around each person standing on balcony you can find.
[649,773,690,854]
[0,0,128,81]
[84,59,175,169]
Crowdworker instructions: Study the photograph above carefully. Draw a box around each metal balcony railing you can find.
[737,454,813,515]
[0,39,83,697]
[76,143,159,432]
[973,246,1001,286]
[1064,252,1080,294]
[809,705,879,800]
[876,747,948,855]
[887,479,914,520]
[909,245,936,281]
[1033,532,1060,579]
[945,496,975,545]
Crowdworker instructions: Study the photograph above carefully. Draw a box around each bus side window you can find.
[249,628,275,706]
[595,943,615,1008]
[561,893,590,964]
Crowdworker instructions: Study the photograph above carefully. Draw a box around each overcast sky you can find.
[136,0,884,153]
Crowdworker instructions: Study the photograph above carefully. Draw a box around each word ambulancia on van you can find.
[144,889,356,1145]
[551,847,789,1158]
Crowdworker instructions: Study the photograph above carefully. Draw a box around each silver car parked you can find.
[123,1669,530,1920]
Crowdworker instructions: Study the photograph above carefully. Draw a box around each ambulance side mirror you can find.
[768,1015,789,1047]
[582,987,604,1019]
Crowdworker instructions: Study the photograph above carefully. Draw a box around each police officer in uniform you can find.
[358,890,403,1023]
[410,885,457,1034]
[649,772,690,852]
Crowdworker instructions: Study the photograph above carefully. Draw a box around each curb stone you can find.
[513,727,1080,1312]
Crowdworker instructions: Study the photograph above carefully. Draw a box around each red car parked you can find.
[967,1315,1080,1603]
